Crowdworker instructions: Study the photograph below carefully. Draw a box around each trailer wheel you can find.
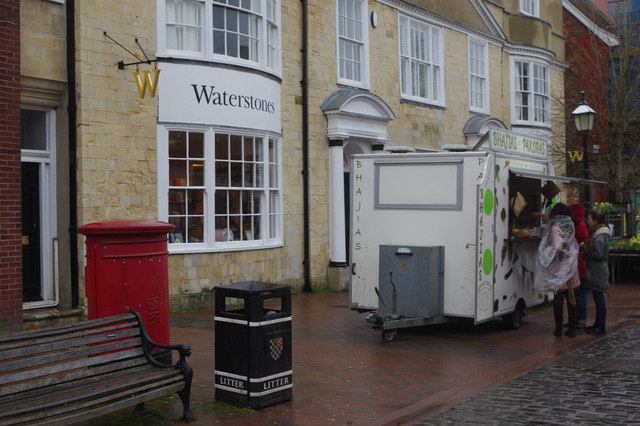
[382,329,397,342]
[503,303,524,329]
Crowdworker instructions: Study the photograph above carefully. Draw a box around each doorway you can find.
[21,108,57,306]
[22,162,42,302]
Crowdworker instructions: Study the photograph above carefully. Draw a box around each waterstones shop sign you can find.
[158,62,281,134]
[489,129,547,159]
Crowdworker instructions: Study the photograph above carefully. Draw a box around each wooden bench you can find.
[0,311,195,425]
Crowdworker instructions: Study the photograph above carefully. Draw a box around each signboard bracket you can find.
[103,31,158,70]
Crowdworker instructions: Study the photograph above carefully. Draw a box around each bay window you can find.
[161,127,281,250]
[399,16,444,106]
[159,0,280,73]
[512,59,549,126]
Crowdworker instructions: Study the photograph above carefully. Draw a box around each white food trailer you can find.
[350,129,582,341]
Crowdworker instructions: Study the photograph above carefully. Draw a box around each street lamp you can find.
[572,91,596,207]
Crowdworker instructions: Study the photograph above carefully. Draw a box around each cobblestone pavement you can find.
[417,318,640,425]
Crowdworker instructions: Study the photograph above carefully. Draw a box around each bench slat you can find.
[1,364,183,418]
[0,357,149,399]
[0,321,140,362]
[0,313,135,345]
[0,327,141,372]
[0,344,144,386]
[1,379,185,426]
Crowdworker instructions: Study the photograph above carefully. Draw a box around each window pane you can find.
[213,6,225,29]
[216,134,229,159]
[170,159,187,186]
[215,190,228,214]
[227,33,238,57]
[169,131,187,157]
[21,110,48,150]
[244,163,255,187]
[188,189,204,215]
[188,216,204,242]
[189,132,204,157]
[229,191,241,214]
[214,30,226,54]
[230,135,243,160]
[216,161,229,186]
[239,11,249,34]
[169,216,185,243]
[231,162,242,186]
[189,161,204,186]
[227,9,238,32]
[169,189,186,215]
[240,35,250,59]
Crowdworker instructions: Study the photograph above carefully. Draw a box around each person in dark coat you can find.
[581,210,610,335]
[569,203,589,328]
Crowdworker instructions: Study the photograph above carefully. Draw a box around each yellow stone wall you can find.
[21,0,66,82]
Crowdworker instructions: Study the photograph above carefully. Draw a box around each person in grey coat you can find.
[580,210,610,335]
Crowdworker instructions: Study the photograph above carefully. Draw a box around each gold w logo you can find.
[133,69,161,98]
[568,151,584,163]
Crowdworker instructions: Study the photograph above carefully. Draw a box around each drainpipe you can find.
[301,0,311,292]
[66,0,79,306]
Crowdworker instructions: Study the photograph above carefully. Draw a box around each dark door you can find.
[22,162,42,302]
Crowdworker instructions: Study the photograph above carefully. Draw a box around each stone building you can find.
[4,0,567,328]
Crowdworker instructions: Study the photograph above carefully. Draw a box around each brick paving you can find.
[85,281,640,425]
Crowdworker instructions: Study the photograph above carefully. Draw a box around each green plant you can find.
[609,236,640,251]
[593,202,620,214]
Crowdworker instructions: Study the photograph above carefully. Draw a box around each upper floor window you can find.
[337,0,369,88]
[399,16,444,106]
[159,0,280,74]
[166,0,203,52]
[469,39,488,113]
[520,0,539,17]
[512,59,549,126]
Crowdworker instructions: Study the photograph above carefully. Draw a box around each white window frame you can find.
[510,57,550,127]
[336,0,370,89]
[469,38,489,114]
[157,125,283,253]
[520,0,539,17]
[398,15,445,107]
[157,0,281,76]
[21,108,58,309]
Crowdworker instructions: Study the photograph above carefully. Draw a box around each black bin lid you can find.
[216,281,291,294]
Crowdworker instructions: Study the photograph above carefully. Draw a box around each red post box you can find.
[79,220,174,351]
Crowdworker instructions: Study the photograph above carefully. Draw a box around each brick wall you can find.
[563,7,609,179]
[0,0,23,331]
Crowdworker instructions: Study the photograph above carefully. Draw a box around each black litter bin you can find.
[214,281,292,408]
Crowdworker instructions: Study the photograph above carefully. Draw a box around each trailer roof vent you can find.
[384,145,416,153]
[442,144,471,152]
